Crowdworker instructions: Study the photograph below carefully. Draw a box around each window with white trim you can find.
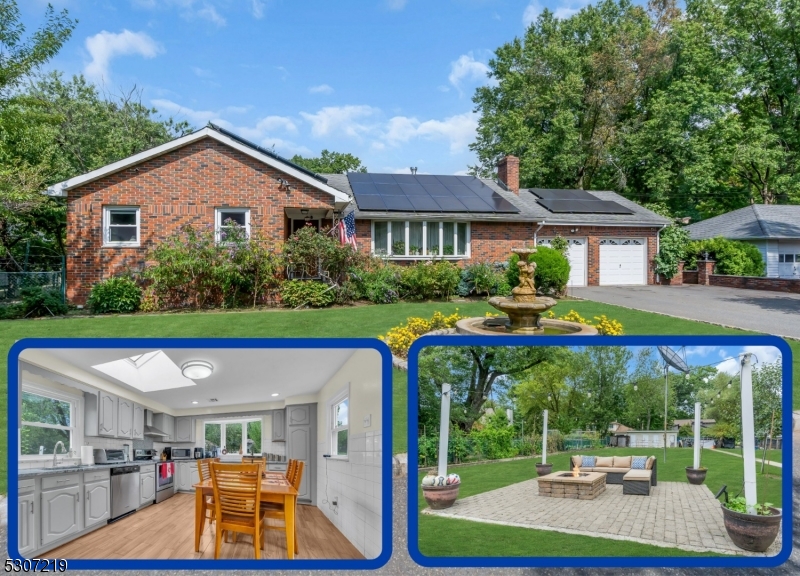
[215,208,251,242]
[20,386,80,458]
[203,417,262,455]
[331,394,349,457]
[372,220,469,257]
[103,207,140,246]
[778,253,799,263]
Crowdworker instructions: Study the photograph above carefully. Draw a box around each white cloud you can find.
[686,346,718,357]
[300,105,379,139]
[84,30,161,82]
[251,0,265,18]
[523,1,588,26]
[382,111,478,153]
[385,0,407,10]
[259,137,312,157]
[191,66,212,78]
[448,52,491,93]
[309,84,334,95]
[196,3,226,26]
[715,346,781,375]
[523,2,541,26]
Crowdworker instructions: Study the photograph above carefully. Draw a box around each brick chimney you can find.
[497,155,520,194]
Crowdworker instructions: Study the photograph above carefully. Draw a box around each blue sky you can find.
[20,0,586,175]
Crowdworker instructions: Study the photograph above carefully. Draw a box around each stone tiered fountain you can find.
[456,247,597,336]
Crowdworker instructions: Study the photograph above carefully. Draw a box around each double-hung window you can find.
[331,393,349,457]
[372,220,469,258]
[103,207,140,246]
[215,208,250,242]
[20,386,80,458]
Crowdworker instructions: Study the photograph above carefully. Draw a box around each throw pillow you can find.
[631,456,647,470]
[581,456,596,467]
[613,456,632,468]
[572,455,583,467]
[595,456,613,467]
[645,456,655,470]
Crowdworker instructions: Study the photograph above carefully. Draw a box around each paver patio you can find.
[423,479,782,556]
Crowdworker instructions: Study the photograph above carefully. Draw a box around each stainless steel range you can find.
[155,461,175,503]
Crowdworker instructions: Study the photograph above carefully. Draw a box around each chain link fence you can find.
[0,270,65,304]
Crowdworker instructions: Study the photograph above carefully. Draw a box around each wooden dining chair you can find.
[261,460,303,555]
[286,459,297,480]
[197,458,220,533]
[210,462,267,559]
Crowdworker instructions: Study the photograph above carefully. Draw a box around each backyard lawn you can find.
[417,448,783,557]
[1,298,796,495]
[718,448,783,463]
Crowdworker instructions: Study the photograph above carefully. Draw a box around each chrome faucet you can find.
[52,441,67,467]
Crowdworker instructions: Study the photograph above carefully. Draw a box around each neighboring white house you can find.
[616,430,679,448]
[684,205,800,279]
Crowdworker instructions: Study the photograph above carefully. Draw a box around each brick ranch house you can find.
[45,124,670,305]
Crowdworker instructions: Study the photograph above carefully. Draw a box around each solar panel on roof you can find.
[530,188,598,201]
[537,198,633,214]
[348,173,520,214]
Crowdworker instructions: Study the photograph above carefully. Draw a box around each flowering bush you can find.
[546,309,623,335]
[379,310,464,357]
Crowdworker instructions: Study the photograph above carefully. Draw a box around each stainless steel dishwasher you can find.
[110,464,140,522]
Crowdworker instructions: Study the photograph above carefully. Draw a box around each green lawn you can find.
[417,448,782,557]
[718,448,783,463]
[2,298,796,496]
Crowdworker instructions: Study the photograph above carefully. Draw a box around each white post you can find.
[437,384,452,479]
[693,402,701,469]
[506,409,513,426]
[542,409,549,465]
[740,354,757,513]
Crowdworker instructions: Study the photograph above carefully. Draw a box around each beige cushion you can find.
[624,469,652,480]
[613,456,632,468]
[595,456,614,467]
[645,456,655,470]
[572,455,583,467]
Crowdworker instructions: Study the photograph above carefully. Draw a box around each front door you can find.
[291,219,320,235]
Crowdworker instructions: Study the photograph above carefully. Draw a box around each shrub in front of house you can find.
[457,261,511,298]
[400,260,461,300]
[507,246,570,297]
[654,225,690,279]
[279,279,335,308]
[686,237,765,276]
[283,225,366,284]
[87,277,142,313]
[352,261,402,304]
[20,286,68,317]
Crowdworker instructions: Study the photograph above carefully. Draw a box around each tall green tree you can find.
[290,150,367,174]
[566,346,631,433]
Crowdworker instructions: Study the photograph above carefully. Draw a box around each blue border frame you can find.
[8,337,393,571]
[406,334,793,568]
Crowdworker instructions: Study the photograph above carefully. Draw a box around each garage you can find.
[599,238,646,285]
[537,237,586,287]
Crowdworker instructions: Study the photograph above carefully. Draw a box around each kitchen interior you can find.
[15,346,384,560]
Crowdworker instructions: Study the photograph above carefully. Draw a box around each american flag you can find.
[338,211,358,248]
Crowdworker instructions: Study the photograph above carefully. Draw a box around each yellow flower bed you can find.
[379,309,464,357]
[546,309,623,335]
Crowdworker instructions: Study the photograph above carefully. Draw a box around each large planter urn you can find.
[422,484,460,510]
[685,466,707,485]
[721,503,782,552]
[535,463,553,477]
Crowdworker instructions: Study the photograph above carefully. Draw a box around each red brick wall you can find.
[683,271,699,284]
[709,275,800,294]
[66,137,336,304]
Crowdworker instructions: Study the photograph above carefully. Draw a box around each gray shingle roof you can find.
[684,205,800,240]
[322,174,670,226]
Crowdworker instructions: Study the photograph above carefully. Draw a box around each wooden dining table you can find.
[193,472,299,559]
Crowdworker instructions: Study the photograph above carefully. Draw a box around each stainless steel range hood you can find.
[144,409,168,437]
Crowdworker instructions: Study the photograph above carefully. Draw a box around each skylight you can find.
[92,350,197,393]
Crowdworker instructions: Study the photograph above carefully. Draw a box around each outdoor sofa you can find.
[570,455,658,486]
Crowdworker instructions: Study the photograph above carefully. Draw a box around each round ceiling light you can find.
[271,393,279,397]
[181,360,214,380]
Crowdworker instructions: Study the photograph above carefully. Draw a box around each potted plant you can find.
[421,472,461,510]
[721,497,782,552]
[685,466,707,484]
[535,461,553,476]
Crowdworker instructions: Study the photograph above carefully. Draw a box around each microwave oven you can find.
[171,447,193,459]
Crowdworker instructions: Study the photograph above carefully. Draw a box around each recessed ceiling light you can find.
[181,360,214,380]
[271,393,279,397]
[192,401,199,404]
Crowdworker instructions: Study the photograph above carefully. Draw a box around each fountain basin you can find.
[456,316,597,336]
[487,295,558,333]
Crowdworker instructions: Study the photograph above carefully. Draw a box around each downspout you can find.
[533,221,545,245]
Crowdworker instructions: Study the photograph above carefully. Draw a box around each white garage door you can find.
[599,238,646,285]
[537,238,586,287]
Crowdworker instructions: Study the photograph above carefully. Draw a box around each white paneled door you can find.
[599,238,646,285]
[537,238,586,287]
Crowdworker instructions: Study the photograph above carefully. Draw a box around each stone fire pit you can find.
[536,471,607,500]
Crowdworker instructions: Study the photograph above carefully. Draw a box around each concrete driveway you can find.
[571,284,800,339]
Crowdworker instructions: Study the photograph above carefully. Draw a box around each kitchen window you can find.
[371,220,469,258]
[103,207,140,246]
[215,208,250,242]
[330,393,349,457]
[20,386,81,458]
[203,418,262,455]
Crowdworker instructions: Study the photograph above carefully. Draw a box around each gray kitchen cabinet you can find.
[41,485,82,546]
[286,403,316,503]
[287,404,311,426]
[98,391,117,437]
[18,492,36,557]
[175,417,194,443]
[132,403,145,439]
[152,413,175,441]
[84,480,110,529]
[117,397,134,438]
[139,468,155,507]
[175,461,199,492]
[272,409,286,441]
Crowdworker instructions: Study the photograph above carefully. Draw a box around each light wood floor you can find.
[48,493,364,560]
